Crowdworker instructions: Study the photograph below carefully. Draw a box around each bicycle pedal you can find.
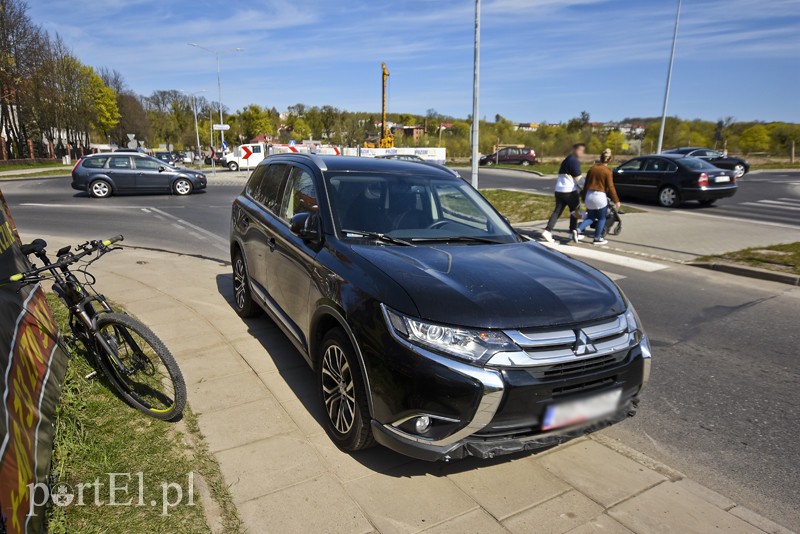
[85,371,98,380]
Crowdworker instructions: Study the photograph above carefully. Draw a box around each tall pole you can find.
[216,53,225,148]
[656,0,681,154]
[470,0,481,189]
[192,95,201,161]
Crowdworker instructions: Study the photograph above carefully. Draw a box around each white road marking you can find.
[148,207,228,246]
[778,197,800,204]
[152,214,165,221]
[542,242,668,272]
[604,272,627,281]
[172,223,186,230]
[141,208,151,213]
[742,201,800,211]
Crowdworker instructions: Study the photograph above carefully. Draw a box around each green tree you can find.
[605,130,625,153]
[237,104,274,140]
[291,118,311,141]
[83,66,120,137]
[738,125,771,154]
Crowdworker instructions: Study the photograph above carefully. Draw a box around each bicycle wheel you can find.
[93,313,186,420]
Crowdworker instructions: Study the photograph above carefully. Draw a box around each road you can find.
[460,167,800,228]
[1,175,799,529]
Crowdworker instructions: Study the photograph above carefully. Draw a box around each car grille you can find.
[488,315,633,368]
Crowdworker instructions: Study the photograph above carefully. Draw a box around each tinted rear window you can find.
[83,157,108,168]
[247,163,289,213]
[680,158,717,171]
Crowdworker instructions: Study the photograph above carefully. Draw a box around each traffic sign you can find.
[289,139,296,147]
[213,124,231,131]
[241,146,253,160]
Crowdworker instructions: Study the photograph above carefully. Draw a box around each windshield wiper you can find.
[410,236,505,245]
[341,229,414,247]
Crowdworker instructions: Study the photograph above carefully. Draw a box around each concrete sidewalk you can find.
[517,209,799,264]
[62,243,792,534]
[0,165,69,177]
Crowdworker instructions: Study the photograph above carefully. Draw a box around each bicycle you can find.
[7,235,186,421]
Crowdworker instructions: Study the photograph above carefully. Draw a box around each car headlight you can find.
[624,304,646,345]
[383,306,515,363]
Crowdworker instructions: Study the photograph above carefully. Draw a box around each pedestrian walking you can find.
[574,148,620,245]
[540,143,585,243]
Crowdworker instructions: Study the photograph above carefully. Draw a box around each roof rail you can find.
[266,151,328,171]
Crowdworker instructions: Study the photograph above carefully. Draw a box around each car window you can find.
[109,156,132,169]
[247,163,289,213]
[434,184,488,230]
[134,157,162,170]
[83,157,109,169]
[681,157,717,171]
[644,159,676,172]
[280,167,318,222]
[251,145,262,154]
[619,159,643,171]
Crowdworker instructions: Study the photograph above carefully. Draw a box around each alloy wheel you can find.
[321,344,356,434]
[734,164,745,179]
[659,187,678,207]
[174,179,192,195]
[91,181,110,198]
[233,257,247,310]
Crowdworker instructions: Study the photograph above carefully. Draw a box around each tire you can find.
[658,186,681,208]
[89,179,112,198]
[733,164,746,179]
[173,178,193,196]
[699,199,717,206]
[93,313,186,421]
[317,328,373,452]
[485,160,493,166]
[521,160,531,166]
[228,161,239,172]
[232,250,259,318]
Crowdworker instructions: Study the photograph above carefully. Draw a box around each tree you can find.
[320,105,340,139]
[738,125,771,154]
[83,66,120,137]
[237,104,274,141]
[291,118,311,141]
[605,130,625,153]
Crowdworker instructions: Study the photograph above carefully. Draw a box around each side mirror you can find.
[158,165,166,172]
[289,212,321,242]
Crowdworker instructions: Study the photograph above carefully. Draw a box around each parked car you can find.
[71,153,207,198]
[479,147,536,166]
[114,147,146,153]
[613,154,737,207]
[375,154,425,162]
[230,153,651,461]
[155,151,179,167]
[204,152,226,166]
[663,147,750,178]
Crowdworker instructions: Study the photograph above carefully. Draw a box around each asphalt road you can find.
[459,167,800,228]
[1,175,799,528]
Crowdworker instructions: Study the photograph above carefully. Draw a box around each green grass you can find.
[0,169,72,180]
[697,242,800,275]
[0,161,64,172]
[46,295,242,533]
[480,189,643,223]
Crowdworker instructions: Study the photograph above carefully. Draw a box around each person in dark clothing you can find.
[540,143,585,243]
[575,148,620,245]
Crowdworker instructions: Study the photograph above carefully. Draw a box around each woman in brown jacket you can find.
[575,149,620,245]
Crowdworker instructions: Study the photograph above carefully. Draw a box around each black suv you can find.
[230,154,651,461]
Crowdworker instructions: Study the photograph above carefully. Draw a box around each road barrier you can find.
[0,189,68,533]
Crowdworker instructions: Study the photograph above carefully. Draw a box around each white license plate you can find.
[542,389,622,431]
[715,175,730,183]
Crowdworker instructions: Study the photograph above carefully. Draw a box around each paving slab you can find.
[608,481,763,534]
[448,457,570,520]
[197,396,296,453]
[258,366,317,404]
[539,439,666,507]
[502,490,604,534]
[345,470,477,534]
[230,334,306,374]
[309,433,413,483]
[187,370,270,415]
[422,509,510,534]
[566,514,634,534]
[216,435,325,505]
[178,344,254,385]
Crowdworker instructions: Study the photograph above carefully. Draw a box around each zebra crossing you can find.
[720,196,800,226]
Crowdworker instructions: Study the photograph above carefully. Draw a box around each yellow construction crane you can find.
[364,62,394,148]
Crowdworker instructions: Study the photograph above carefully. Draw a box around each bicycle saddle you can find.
[20,239,47,256]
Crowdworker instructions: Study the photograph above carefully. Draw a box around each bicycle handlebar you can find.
[7,235,124,283]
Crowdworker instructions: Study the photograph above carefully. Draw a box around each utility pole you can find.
[656,0,682,154]
[182,90,206,163]
[470,0,481,189]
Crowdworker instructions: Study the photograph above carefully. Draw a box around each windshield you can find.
[325,172,517,243]
[680,157,717,171]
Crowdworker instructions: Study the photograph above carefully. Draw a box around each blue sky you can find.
[29,0,800,123]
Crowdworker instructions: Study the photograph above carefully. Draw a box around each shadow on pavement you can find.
[214,272,558,478]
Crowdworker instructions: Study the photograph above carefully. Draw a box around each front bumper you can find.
[367,319,651,462]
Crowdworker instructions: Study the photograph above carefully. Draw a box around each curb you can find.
[690,261,800,287]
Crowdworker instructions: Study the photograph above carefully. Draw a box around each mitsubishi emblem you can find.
[574,330,597,356]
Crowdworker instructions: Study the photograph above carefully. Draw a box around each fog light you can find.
[415,416,431,433]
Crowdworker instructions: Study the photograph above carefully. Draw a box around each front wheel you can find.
[317,329,373,452]
[227,161,239,172]
[94,313,186,420]
[733,164,746,179]
[658,186,681,208]
[173,178,193,196]
[521,160,531,166]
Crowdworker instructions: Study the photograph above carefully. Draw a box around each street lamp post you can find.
[182,90,206,163]
[656,0,682,154]
[470,0,481,189]
[188,43,243,150]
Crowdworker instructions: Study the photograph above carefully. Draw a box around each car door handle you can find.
[268,237,276,252]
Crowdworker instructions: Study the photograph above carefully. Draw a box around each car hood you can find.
[351,242,625,329]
